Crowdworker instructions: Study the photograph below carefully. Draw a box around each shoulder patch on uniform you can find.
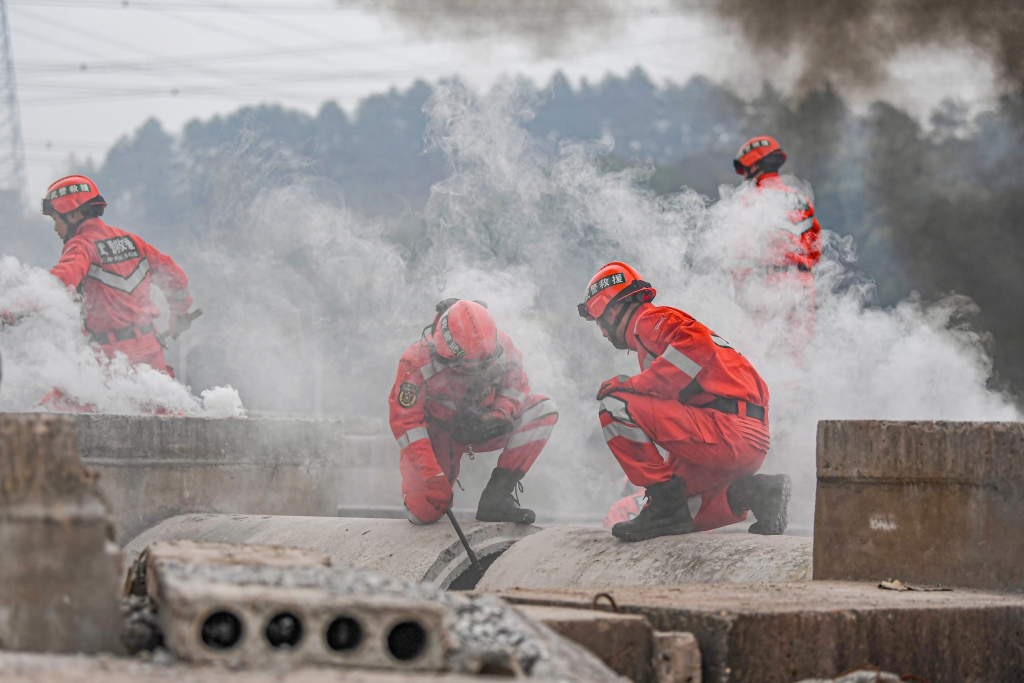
[95,236,140,265]
[397,382,420,408]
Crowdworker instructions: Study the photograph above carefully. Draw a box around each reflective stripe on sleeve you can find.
[602,421,652,444]
[86,258,150,294]
[396,426,429,450]
[507,425,554,450]
[498,387,526,402]
[518,398,557,425]
[662,345,702,378]
[435,400,458,411]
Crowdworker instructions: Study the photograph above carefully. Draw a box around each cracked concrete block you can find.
[815,420,1024,590]
[0,414,122,654]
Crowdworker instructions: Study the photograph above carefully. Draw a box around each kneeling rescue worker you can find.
[389,299,558,525]
[579,262,790,541]
[42,175,195,375]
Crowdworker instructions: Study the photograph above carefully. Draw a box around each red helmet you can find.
[41,175,106,217]
[734,136,786,174]
[578,262,656,321]
[430,299,498,362]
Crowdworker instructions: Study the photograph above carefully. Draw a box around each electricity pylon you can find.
[0,0,26,201]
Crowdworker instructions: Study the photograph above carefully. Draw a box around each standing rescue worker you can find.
[579,262,790,541]
[389,299,558,525]
[41,175,195,376]
[732,136,821,353]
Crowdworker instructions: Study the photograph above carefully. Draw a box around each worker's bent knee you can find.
[598,394,636,424]
[404,500,444,525]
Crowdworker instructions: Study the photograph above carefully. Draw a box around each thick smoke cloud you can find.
[335,0,620,55]
[341,0,1024,90]
[705,0,1024,90]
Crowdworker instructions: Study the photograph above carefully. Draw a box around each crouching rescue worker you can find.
[42,175,195,376]
[389,299,558,525]
[579,262,790,541]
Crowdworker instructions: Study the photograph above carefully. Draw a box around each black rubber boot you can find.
[727,473,791,535]
[476,468,536,524]
[611,475,694,542]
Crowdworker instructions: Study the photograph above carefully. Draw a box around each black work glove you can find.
[451,410,515,444]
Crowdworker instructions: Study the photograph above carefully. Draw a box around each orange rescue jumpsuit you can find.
[599,303,771,531]
[388,331,558,524]
[50,218,192,375]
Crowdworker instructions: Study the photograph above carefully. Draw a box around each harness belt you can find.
[699,396,766,422]
[89,322,156,346]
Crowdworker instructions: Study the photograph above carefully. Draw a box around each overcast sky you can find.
[9,0,999,196]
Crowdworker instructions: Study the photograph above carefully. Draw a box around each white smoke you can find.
[0,256,246,417]
[4,77,1015,528]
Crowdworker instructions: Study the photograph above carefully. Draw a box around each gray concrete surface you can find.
[123,514,539,589]
[476,526,812,590]
[495,581,1024,683]
[0,653,500,682]
[73,415,401,543]
[0,414,123,654]
[815,420,1024,591]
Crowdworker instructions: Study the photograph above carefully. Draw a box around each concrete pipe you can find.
[123,514,538,590]
[476,526,813,590]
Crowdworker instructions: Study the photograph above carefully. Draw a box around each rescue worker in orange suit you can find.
[41,175,195,376]
[388,299,558,525]
[732,136,821,353]
[579,262,790,541]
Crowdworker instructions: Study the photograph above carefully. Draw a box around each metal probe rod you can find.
[446,508,483,570]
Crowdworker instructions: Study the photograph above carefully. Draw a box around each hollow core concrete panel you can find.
[123,513,538,589]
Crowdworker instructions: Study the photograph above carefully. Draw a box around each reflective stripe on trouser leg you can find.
[599,393,673,486]
[496,394,558,473]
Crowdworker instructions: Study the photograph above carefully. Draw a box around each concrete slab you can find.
[0,653,489,682]
[0,414,123,654]
[490,581,1024,683]
[73,415,401,543]
[123,514,539,590]
[517,605,655,682]
[815,420,1024,590]
[476,526,812,590]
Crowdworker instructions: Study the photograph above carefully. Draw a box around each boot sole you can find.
[749,474,791,535]
[612,520,695,542]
